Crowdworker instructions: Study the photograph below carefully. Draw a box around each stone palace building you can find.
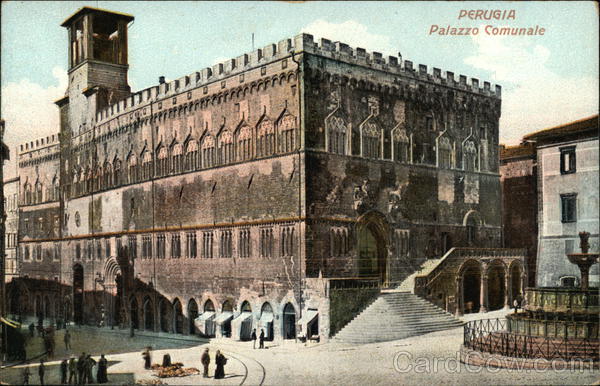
[7,7,526,342]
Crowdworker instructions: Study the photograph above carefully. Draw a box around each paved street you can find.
[2,309,598,385]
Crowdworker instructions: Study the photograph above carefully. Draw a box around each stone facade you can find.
[3,177,19,282]
[499,142,538,286]
[524,116,599,288]
[9,7,509,341]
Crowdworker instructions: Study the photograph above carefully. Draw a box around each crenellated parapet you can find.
[91,33,500,129]
[18,134,60,156]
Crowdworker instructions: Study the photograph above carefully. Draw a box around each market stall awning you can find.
[298,309,318,326]
[214,311,233,325]
[259,312,274,323]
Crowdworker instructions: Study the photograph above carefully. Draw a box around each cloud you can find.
[465,31,598,144]
[302,20,396,56]
[1,66,67,178]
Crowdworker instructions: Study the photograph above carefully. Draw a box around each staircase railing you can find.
[415,248,528,294]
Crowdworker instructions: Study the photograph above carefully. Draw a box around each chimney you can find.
[159,76,166,84]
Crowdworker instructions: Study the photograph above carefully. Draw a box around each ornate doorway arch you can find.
[356,211,389,286]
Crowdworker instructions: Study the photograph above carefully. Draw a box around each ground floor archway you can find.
[159,299,170,333]
[462,261,481,314]
[130,297,139,329]
[173,299,183,334]
[143,297,154,331]
[356,212,389,286]
[510,263,523,304]
[487,262,506,311]
[283,303,296,339]
[188,299,198,335]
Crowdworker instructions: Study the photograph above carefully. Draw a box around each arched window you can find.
[257,119,275,157]
[327,116,347,155]
[52,176,59,201]
[438,136,453,169]
[103,161,112,188]
[23,182,32,205]
[278,114,297,153]
[218,130,234,165]
[392,128,409,163]
[463,140,477,171]
[156,146,168,176]
[236,125,253,161]
[35,180,43,203]
[201,135,216,168]
[127,153,138,184]
[141,150,152,180]
[361,122,381,159]
[185,140,198,171]
[171,143,183,174]
[113,158,122,186]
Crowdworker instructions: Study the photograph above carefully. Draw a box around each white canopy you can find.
[194,311,215,335]
[215,311,233,325]
[298,309,318,326]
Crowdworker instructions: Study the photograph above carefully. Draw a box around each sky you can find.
[1,1,598,177]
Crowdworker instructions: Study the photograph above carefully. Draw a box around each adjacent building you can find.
[524,115,599,288]
[8,7,526,341]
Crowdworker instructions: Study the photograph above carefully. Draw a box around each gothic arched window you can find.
[392,128,409,163]
[438,136,453,169]
[236,125,252,162]
[257,119,275,157]
[278,114,297,153]
[362,122,381,159]
[201,135,216,168]
[463,140,477,171]
[327,116,347,155]
[171,143,183,174]
[184,140,198,171]
[219,130,234,165]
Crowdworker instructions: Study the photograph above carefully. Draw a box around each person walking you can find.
[29,323,35,337]
[142,347,152,369]
[97,354,108,384]
[201,348,210,378]
[77,352,86,385]
[68,356,77,384]
[38,359,46,386]
[60,359,68,384]
[214,350,227,379]
[259,329,265,349]
[64,329,72,350]
[22,363,31,385]
[85,354,96,384]
[251,329,257,349]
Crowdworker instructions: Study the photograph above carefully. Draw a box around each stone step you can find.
[333,291,463,344]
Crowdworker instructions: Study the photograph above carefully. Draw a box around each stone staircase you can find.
[396,257,444,292]
[333,292,463,344]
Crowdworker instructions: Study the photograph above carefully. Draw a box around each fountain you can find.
[461,231,599,369]
[567,231,599,290]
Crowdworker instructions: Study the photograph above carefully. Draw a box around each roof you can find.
[61,6,134,27]
[499,142,536,160]
[523,115,598,144]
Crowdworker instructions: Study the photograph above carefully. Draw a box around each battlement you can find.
[18,134,60,155]
[95,33,501,125]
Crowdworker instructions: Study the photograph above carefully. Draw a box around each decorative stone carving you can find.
[353,179,372,213]
[388,181,408,220]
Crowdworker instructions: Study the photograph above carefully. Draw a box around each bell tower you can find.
[57,7,134,136]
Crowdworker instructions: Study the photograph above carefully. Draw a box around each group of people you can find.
[22,353,109,385]
[200,348,228,379]
[251,328,267,349]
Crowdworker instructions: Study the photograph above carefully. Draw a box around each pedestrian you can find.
[77,352,86,385]
[22,363,31,385]
[97,354,108,384]
[259,329,265,349]
[214,350,227,379]
[513,298,520,313]
[64,329,71,350]
[201,348,210,378]
[251,328,257,349]
[85,354,96,384]
[69,356,77,385]
[142,347,152,369]
[39,359,46,386]
[60,359,68,384]
[29,322,35,337]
